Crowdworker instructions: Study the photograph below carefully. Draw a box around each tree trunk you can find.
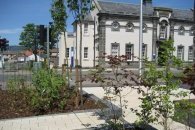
[79,22,83,107]
[63,31,70,87]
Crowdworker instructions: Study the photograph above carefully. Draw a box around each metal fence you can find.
[0,54,33,90]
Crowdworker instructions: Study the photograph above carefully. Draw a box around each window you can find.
[66,48,69,58]
[84,23,88,34]
[159,20,168,39]
[177,46,184,60]
[111,43,120,56]
[188,46,193,61]
[142,44,147,59]
[159,26,167,39]
[190,26,195,36]
[126,22,134,32]
[84,47,88,59]
[143,23,147,33]
[111,21,120,31]
[125,44,133,60]
[178,26,185,35]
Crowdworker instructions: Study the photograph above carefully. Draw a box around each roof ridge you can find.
[97,0,140,6]
[97,0,192,11]
[154,6,192,12]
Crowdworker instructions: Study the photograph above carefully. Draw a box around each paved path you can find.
[0,110,105,130]
[83,87,195,130]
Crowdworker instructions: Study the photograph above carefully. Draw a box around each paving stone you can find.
[75,113,89,118]
[0,121,5,127]
[30,126,48,130]
[2,126,12,130]
[21,119,30,125]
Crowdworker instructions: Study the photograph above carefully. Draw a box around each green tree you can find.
[19,23,36,48]
[133,39,188,130]
[50,0,69,83]
[67,0,94,108]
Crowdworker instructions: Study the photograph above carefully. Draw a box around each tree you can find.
[67,0,94,108]
[0,38,9,51]
[50,0,69,83]
[133,39,188,130]
[19,23,36,48]
[89,55,141,129]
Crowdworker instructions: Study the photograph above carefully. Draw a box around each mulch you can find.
[0,90,105,120]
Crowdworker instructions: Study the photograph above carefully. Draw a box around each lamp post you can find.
[194,0,195,63]
[139,0,143,79]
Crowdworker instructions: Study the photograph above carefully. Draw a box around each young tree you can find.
[50,0,69,83]
[133,39,188,130]
[89,54,141,129]
[19,23,36,48]
[67,0,94,107]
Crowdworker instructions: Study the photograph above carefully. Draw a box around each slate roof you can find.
[172,8,193,21]
[97,0,193,21]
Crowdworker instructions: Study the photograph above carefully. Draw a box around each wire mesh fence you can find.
[0,53,33,90]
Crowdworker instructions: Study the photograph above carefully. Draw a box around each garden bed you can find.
[0,89,106,120]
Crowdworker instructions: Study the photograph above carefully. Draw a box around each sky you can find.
[0,0,194,45]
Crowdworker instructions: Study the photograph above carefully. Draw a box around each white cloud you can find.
[0,28,23,34]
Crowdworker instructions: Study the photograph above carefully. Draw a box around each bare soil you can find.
[0,89,105,120]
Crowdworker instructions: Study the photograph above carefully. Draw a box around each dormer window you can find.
[112,21,120,31]
[190,26,195,36]
[178,26,185,35]
[126,22,134,32]
[143,23,147,33]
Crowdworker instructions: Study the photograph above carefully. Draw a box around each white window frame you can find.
[111,43,120,56]
[188,46,193,61]
[125,44,134,61]
[66,48,69,58]
[84,47,88,59]
[142,44,147,59]
[159,20,168,39]
[177,46,184,61]
[84,23,89,34]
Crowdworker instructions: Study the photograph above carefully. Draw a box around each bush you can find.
[7,76,25,94]
[173,99,195,129]
[31,69,67,113]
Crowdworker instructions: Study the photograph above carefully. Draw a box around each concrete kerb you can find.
[82,90,122,121]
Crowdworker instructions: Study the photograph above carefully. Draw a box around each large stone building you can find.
[58,0,194,67]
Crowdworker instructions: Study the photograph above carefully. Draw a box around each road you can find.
[0,68,185,90]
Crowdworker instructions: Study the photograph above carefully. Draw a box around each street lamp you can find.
[139,0,143,79]
[194,0,195,63]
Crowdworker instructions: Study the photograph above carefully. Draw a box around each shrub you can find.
[7,76,25,94]
[173,99,195,129]
[31,69,67,113]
